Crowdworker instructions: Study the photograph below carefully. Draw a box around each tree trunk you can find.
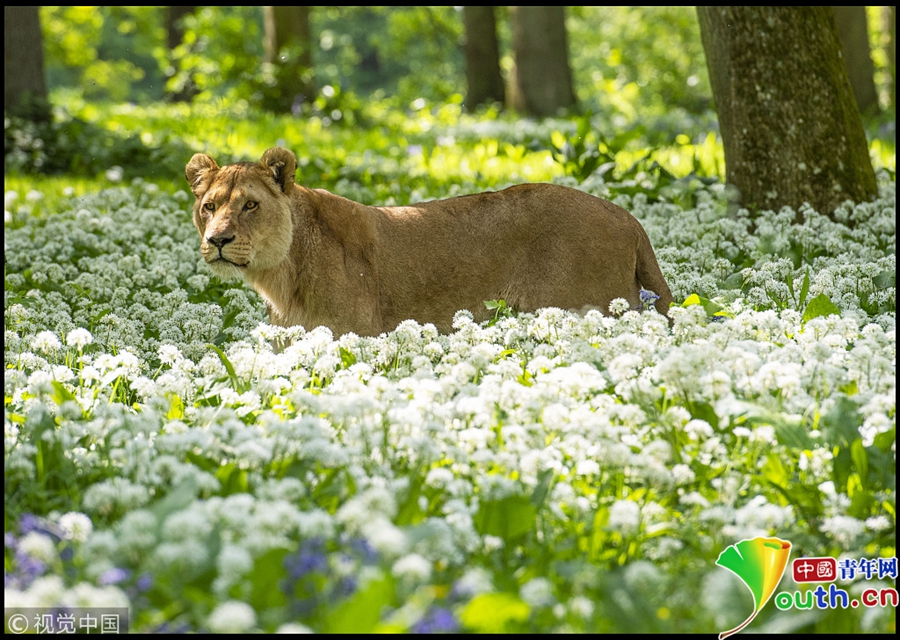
[834,6,879,116]
[165,6,197,102]
[4,6,50,122]
[885,6,896,110]
[263,6,314,113]
[696,6,877,221]
[462,6,505,112]
[509,6,576,116]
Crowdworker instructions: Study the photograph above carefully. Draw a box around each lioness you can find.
[186,147,673,336]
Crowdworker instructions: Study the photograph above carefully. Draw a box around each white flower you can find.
[58,512,93,543]
[19,532,58,564]
[569,595,594,619]
[607,500,641,536]
[520,577,556,607]
[672,464,695,485]
[685,419,714,440]
[820,515,865,549]
[365,518,408,559]
[453,566,494,598]
[31,330,62,354]
[214,544,254,596]
[392,553,432,582]
[66,328,94,349]
[575,459,600,476]
[24,575,67,607]
[105,166,124,182]
[63,582,129,608]
[608,298,630,315]
[276,623,314,633]
[864,515,891,532]
[206,600,257,633]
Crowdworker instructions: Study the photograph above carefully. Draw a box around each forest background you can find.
[3,5,897,635]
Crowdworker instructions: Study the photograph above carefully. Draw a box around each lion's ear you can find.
[185,153,219,198]
[259,147,297,194]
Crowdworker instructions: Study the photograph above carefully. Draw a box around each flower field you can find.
[4,162,896,632]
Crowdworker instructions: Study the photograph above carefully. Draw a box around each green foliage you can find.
[568,7,713,129]
[41,7,165,102]
[483,299,515,327]
[4,110,194,179]
[165,7,265,106]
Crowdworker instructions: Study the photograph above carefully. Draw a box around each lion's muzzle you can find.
[206,233,236,249]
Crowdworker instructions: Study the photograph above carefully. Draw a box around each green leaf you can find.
[820,395,862,448]
[762,451,790,488]
[208,343,242,392]
[798,268,811,309]
[873,426,895,452]
[589,506,610,562]
[873,271,895,288]
[50,380,78,406]
[216,462,249,495]
[249,548,289,611]
[460,592,530,633]
[682,292,730,319]
[850,439,869,490]
[722,272,745,290]
[395,475,426,526]
[771,417,816,450]
[689,401,720,430]
[530,468,555,509]
[165,392,184,420]
[802,293,840,324]
[148,477,200,523]
[339,346,357,368]
[323,575,394,633]
[474,494,536,540]
[682,293,702,307]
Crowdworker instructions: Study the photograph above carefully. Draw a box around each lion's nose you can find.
[207,234,235,249]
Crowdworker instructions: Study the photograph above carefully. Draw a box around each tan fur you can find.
[185,147,674,336]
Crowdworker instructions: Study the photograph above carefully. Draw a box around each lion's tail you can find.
[635,227,674,320]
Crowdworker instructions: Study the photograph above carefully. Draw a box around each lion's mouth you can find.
[210,256,249,268]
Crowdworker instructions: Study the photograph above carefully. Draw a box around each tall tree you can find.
[4,6,50,121]
[886,6,896,110]
[834,6,879,116]
[462,6,505,112]
[696,6,876,221]
[164,6,197,102]
[509,6,576,116]
[263,6,314,113]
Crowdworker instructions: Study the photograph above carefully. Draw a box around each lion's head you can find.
[185,147,298,280]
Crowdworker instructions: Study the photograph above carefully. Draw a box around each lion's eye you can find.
[245,201,258,211]
[203,202,216,212]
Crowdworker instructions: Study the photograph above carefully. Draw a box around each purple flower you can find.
[5,532,18,549]
[13,551,46,587]
[347,537,379,564]
[136,573,153,592]
[411,607,459,634]
[334,575,358,598]
[284,539,328,580]
[98,567,131,585]
[19,513,41,535]
[639,288,660,309]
